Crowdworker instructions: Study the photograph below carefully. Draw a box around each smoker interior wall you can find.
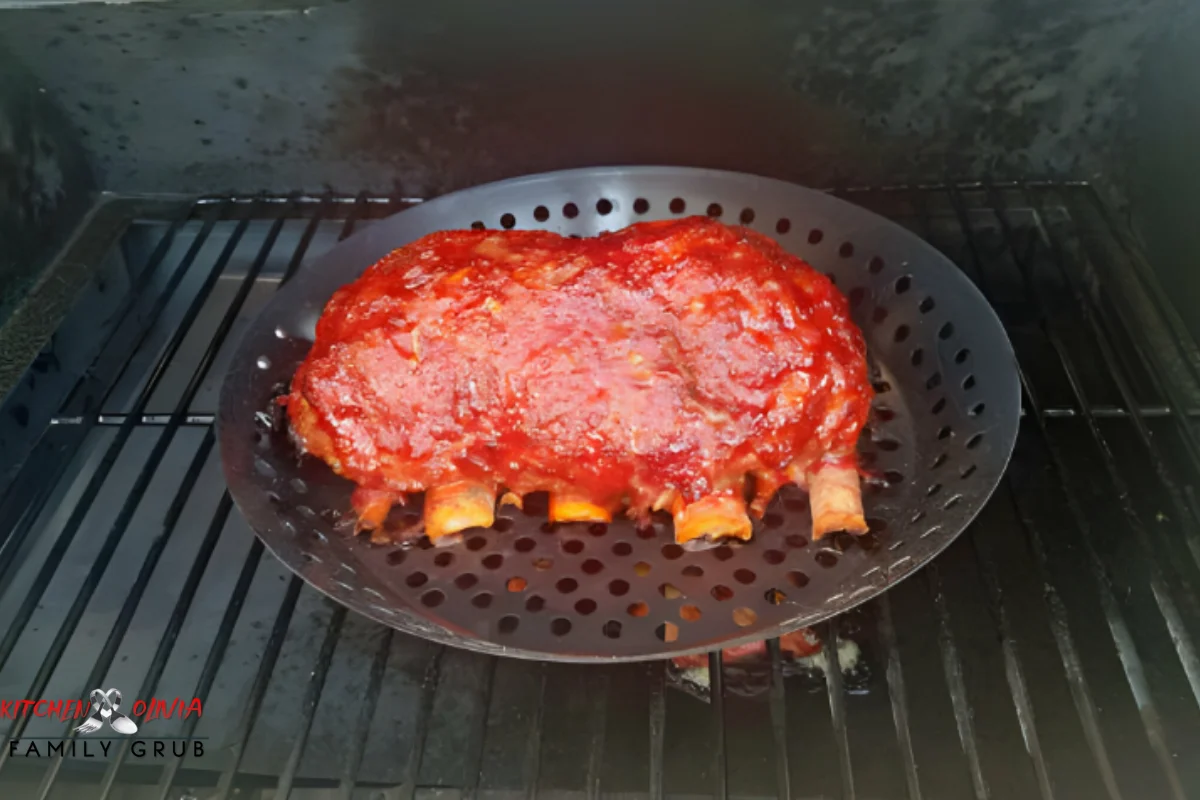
[0,45,94,333]
[0,0,1197,332]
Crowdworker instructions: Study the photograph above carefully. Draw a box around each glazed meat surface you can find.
[287,217,872,543]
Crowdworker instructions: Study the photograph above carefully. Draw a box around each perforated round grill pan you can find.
[219,167,1020,661]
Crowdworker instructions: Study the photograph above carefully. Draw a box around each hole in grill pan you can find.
[787,571,810,588]
[732,608,757,627]
[575,598,597,615]
[814,551,839,568]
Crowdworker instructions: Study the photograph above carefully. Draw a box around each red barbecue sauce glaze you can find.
[287,217,872,519]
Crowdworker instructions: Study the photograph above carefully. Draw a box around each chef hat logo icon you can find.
[75,688,138,735]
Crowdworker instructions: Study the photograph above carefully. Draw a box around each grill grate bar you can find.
[708,651,729,800]
[969,534,1056,800]
[206,574,304,800]
[1015,187,1200,558]
[211,193,371,798]
[647,662,666,800]
[926,564,990,800]
[585,672,610,800]
[965,188,1200,705]
[273,606,349,800]
[877,595,923,800]
[0,205,190,547]
[0,204,219,618]
[822,621,857,800]
[1015,362,1186,799]
[196,194,424,207]
[460,655,497,800]
[147,537,264,798]
[1004,479,1124,800]
[339,628,395,798]
[89,496,247,798]
[1077,189,1200,431]
[0,202,245,761]
[765,638,792,800]
[29,432,224,796]
[0,199,282,766]
[524,665,548,800]
[398,648,445,800]
[941,188,1189,797]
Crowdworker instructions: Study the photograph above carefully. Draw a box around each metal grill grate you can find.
[1,184,1199,799]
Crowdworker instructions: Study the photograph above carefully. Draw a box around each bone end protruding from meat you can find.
[672,494,753,545]
[351,487,399,533]
[424,481,496,541]
[548,493,614,524]
[808,463,868,539]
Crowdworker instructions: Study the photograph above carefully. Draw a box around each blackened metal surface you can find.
[0,43,96,395]
[0,0,1186,198]
[0,184,1199,798]
[217,167,1020,660]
